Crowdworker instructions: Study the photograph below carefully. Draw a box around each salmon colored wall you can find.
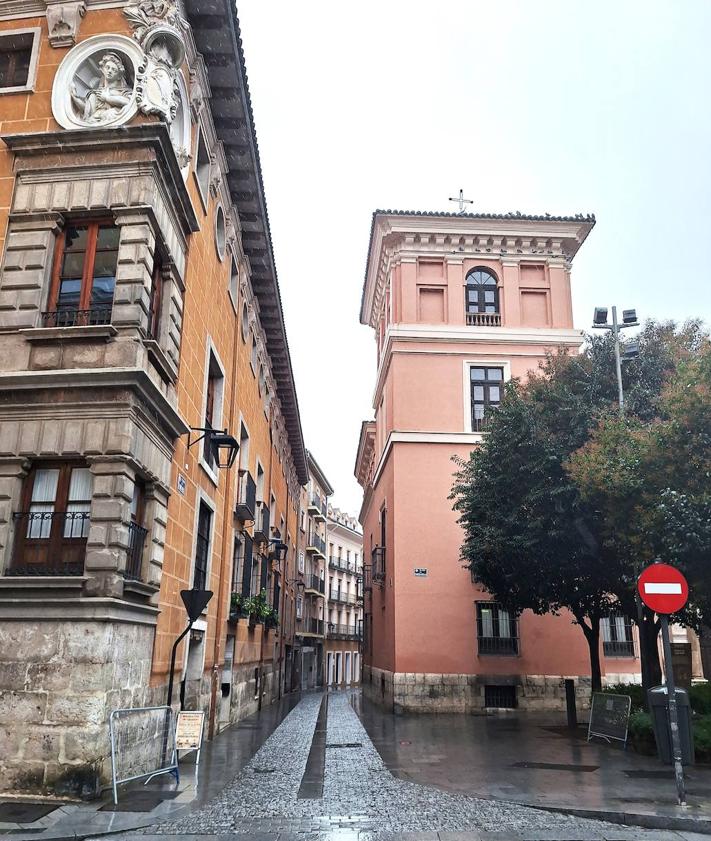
[387,343,557,438]
[388,255,574,331]
[391,442,595,677]
[0,11,133,255]
[362,454,396,674]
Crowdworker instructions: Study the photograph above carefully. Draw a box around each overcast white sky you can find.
[237,0,711,515]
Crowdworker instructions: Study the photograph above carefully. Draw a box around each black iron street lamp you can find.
[187,426,240,468]
[166,588,213,708]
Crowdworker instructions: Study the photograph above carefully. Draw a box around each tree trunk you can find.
[578,614,602,694]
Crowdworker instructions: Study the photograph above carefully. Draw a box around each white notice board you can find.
[175,710,205,751]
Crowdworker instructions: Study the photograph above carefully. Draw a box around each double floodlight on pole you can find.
[591,305,640,415]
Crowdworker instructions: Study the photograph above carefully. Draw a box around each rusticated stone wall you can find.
[0,620,156,797]
[364,665,593,715]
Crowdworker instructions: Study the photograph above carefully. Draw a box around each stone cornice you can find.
[0,592,160,625]
[360,211,594,328]
[354,420,375,490]
[2,123,199,236]
[0,0,122,19]
[184,0,308,486]
[0,366,189,439]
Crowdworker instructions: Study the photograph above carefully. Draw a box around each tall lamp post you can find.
[167,588,214,708]
[591,306,640,414]
[592,305,658,696]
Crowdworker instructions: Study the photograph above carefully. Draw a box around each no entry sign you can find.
[638,563,689,615]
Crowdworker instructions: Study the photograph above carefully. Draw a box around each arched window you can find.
[465,268,499,315]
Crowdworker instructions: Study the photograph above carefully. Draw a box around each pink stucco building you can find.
[355,209,643,713]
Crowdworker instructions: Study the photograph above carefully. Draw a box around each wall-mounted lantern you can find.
[187,426,239,469]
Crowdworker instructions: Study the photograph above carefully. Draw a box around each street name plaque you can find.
[587,692,631,747]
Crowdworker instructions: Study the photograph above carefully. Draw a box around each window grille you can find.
[484,684,517,708]
[477,602,519,655]
[602,613,635,657]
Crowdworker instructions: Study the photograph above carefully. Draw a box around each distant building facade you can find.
[355,209,647,714]
[325,506,363,688]
[294,451,332,689]
[0,0,309,796]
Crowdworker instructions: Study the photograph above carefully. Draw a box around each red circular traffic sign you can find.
[638,563,689,614]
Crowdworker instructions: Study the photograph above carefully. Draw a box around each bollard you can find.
[565,679,578,729]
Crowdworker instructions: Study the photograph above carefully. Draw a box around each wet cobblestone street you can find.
[139,692,680,840]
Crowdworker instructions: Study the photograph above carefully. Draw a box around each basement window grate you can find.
[484,684,517,709]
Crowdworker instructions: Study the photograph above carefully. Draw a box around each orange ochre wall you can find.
[0,8,300,685]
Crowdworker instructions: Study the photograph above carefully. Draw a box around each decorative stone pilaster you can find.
[0,459,29,576]
[0,215,62,330]
[45,0,86,48]
[84,459,136,598]
[143,482,169,590]
[161,263,183,373]
[112,210,156,332]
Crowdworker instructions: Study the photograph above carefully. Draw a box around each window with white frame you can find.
[229,257,239,308]
[194,128,210,208]
[0,29,40,93]
[202,346,225,476]
[241,301,249,342]
[250,331,257,373]
[470,366,504,432]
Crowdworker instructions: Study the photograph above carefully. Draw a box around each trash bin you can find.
[647,685,695,765]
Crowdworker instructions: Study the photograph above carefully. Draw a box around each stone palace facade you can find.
[0,0,309,796]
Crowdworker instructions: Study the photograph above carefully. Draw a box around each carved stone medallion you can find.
[52,35,143,130]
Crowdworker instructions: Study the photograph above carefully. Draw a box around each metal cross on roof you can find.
[448,189,473,214]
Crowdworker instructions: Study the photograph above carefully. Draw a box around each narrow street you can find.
[102,692,701,841]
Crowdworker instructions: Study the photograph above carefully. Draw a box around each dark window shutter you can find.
[241,533,253,597]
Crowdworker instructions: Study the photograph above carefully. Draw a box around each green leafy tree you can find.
[453,320,707,694]
[568,336,711,684]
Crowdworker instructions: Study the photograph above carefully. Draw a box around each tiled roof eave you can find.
[360,208,596,325]
[184,0,308,486]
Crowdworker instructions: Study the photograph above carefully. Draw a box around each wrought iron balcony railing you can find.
[371,546,385,583]
[41,308,112,328]
[328,624,361,640]
[305,574,325,594]
[296,617,324,636]
[306,532,326,557]
[328,589,357,605]
[124,522,149,581]
[235,471,257,522]
[7,511,89,576]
